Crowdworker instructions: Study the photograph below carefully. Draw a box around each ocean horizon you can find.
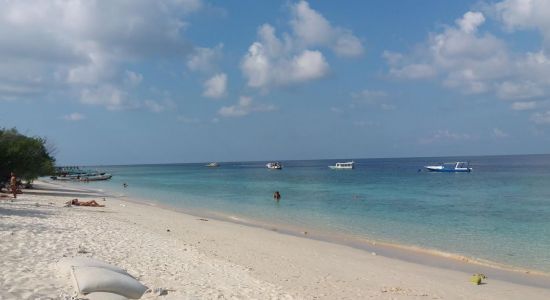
[53,153,550,273]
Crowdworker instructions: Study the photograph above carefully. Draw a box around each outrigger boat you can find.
[424,162,472,173]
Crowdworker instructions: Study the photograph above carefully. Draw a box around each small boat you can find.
[329,161,354,170]
[424,162,472,172]
[266,162,282,170]
[206,162,219,167]
[80,173,113,181]
[51,167,113,181]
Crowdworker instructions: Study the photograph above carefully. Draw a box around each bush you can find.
[0,128,56,186]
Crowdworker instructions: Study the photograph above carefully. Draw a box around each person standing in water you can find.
[273,191,281,201]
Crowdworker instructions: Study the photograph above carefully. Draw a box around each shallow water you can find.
[62,154,550,272]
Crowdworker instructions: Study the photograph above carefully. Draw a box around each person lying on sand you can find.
[65,198,105,207]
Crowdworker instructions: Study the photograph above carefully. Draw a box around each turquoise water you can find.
[62,155,550,272]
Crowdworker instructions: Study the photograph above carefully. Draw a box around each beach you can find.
[0,180,549,299]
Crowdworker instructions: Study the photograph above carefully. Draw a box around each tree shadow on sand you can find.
[27,186,100,194]
[22,190,104,199]
[0,205,55,219]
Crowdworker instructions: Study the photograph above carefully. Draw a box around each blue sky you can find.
[1,0,550,165]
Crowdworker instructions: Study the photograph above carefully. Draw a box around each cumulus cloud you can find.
[384,5,550,123]
[493,0,550,48]
[202,73,227,99]
[0,0,202,109]
[218,96,275,117]
[187,44,223,73]
[385,11,510,94]
[241,24,329,89]
[241,1,361,90]
[290,1,364,57]
[63,112,85,121]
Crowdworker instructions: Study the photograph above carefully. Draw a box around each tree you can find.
[0,128,56,186]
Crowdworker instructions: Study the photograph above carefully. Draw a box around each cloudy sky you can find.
[1,0,550,165]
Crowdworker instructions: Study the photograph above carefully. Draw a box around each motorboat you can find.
[266,162,282,169]
[206,162,219,167]
[424,162,472,172]
[329,161,354,170]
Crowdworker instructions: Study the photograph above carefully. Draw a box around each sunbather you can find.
[66,198,105,207]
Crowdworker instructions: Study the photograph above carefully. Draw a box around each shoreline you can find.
[3,180,550,299]
[46,179,550,288]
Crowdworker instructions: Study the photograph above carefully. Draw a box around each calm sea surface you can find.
[59,155,550,272]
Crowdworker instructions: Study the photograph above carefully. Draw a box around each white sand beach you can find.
[1,180,550,299]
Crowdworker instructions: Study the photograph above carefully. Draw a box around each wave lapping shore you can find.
[1,181,550,299]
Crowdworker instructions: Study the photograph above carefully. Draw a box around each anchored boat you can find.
[266,162,282,170]
[424,162,472,173]
[329,161,354,170]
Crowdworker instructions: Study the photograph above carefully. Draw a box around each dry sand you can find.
[1,180,549,299]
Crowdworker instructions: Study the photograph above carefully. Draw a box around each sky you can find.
[1,0,550,165]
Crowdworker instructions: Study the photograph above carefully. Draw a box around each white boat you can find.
[424,162,472,173]
[329,161,354,170]
[80,173,113,181]
[206,162,219,167]
[266,162,282,170]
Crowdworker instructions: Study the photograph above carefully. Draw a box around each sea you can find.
[57,154,550,273]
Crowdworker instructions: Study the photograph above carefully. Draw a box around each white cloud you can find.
[187,44,223,73]
[531,110,550,124]
[511,101,537,110]
[218,96,275,118]
[350,89,395,110]
[385,11,510,94]
[80,85,129,111]
[0,0,202,109]
[63,112,85,121]
[241,25,329,89]
[124,71,143,87]
[496,81,544,99]
[290,1,364,57]
[457,11,485,34]
[202,73,227,99]
[241,1,361,90]
[492,128,509,138]
[494,0,550,48]
[384,5,550,123]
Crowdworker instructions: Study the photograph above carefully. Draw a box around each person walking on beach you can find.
[10,172,17,199]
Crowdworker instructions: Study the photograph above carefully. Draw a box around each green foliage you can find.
[0,128,56,185]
